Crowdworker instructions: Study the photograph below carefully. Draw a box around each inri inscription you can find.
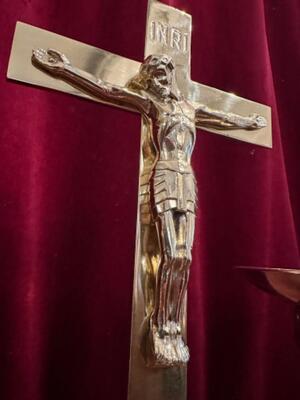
[149,21,189,53]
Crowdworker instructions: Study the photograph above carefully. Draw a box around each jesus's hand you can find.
[32,48,71,73]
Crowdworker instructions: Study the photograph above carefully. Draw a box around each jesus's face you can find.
[149,65,173,99]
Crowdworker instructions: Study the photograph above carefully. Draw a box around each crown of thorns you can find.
[140,55,175,76]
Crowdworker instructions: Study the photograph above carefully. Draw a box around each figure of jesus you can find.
[32,49,266,367]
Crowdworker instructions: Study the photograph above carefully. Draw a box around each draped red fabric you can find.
[1,0,299,399]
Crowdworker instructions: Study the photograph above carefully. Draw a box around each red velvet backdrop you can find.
[1,0,300,399]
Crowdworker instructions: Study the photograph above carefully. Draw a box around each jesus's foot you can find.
[174,333,189,364]
[146,320,190,367]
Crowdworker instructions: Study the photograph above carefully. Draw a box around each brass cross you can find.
[7,1,272,399]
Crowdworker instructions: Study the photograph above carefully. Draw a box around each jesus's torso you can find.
[144,96,197,214]
[152,97,196,168]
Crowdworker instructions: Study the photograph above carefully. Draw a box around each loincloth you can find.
[153,161,197,214]
[139,161,197,221]
[139,166,153,224]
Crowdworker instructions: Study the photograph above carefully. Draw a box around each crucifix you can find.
[7,1,272,399]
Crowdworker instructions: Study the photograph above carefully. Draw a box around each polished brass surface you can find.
[7,21,141,107]
[236,266,300,303]
[236,266,300,348]
[7,1,272,399]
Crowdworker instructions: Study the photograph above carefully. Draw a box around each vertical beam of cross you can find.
[127,2,192,400]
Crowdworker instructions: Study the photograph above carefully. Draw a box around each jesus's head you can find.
[127,54,176,99]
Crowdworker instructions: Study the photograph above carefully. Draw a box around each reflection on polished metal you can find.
[236,266,300,348]
[236,266,300,303]
[7,1,272,399]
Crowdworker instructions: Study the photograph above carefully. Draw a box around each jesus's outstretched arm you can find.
[195,103,267,131]
[32,48,150,114]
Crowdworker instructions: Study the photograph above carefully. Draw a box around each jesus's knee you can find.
[175,246,192,271]
[162,246,191,272]
[159,250,176,280]
[178,245,192,261]
[164,249,177,265]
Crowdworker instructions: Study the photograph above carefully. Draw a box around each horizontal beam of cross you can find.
[7,21,271,148]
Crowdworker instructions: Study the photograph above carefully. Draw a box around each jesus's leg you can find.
[149,210,194,365]
[153,210,176,326]
[174,211,195,324]
[148,210,178,366]
[170,211,194,362]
